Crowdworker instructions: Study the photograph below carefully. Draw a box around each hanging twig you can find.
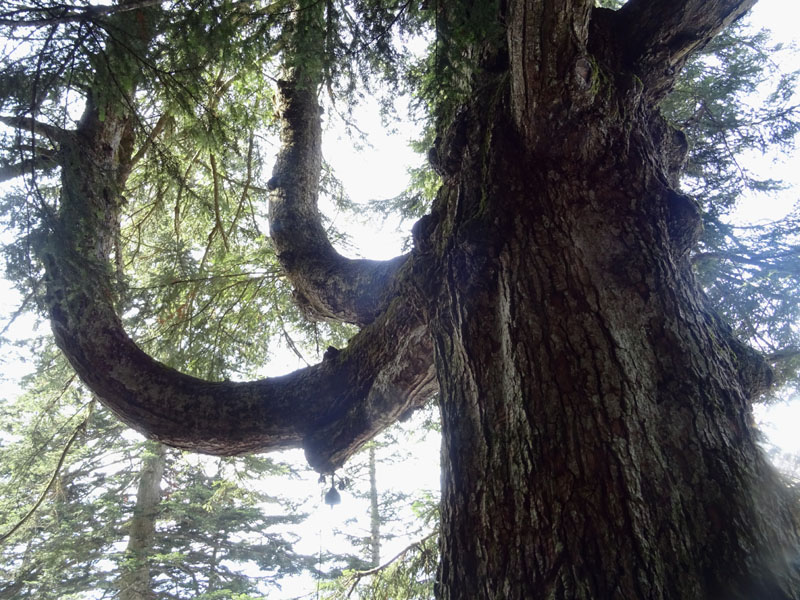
[210,152,230,250]
[0,290,35,336]
[344,531,438,598]
[0,416,88,544]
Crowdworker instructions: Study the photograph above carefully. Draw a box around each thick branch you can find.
[40,81,435,474]
[615,0,758,101]
[268,79,407,326]
[43,234,435,471]
[33,1,436,475]
[0,115,69,141]
[0,153,57,182]
[767,347,800,368]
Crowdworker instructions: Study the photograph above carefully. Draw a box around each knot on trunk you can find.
[666,190,702,257]
[429,110,470,181]
[731,337,774,400]
[648,112,689,187]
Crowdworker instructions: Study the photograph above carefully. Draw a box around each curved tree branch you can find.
[268,77,408,326]
[44,131,436,471]
[613,0,757,101]
[34,5,436,472]
[40,106,436,473]
[43,218,435,471]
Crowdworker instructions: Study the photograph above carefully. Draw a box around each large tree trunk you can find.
[429,127,800,599]
[418,4,800,596]
[430,138,800,598]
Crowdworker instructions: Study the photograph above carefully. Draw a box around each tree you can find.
[320,413,440,596]
[0,355,318,599]
[1,1,800,598]
[321,430,440,599]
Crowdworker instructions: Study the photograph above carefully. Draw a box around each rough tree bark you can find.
[421,1,800,597]
[29,0,800,598]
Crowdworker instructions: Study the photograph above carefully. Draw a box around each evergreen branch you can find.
[209,152,229,251]
[0,1,161,28]
[12,376,80,481]
[355,0,413,52]
[206,280,258,376]
[0,152,57,183]
[226,133,256,240]
[692,249,800,276]
[228,0,326,23]
[0,114,69,141]
[172,148,203,239]
[344,531,437,598]
[126,271,277,291]
[0,416,87,545]
[702,102,752,186]
[195,156,269,193]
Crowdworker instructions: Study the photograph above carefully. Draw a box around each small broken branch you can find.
[345,531,438,598]
[130,112,170,166]
[0,416,87,545]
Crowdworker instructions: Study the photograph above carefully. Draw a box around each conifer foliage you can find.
[0,354,318,599]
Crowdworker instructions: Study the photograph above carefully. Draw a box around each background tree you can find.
[320,456,440,600]
[1,0,800,598]
[333,415,437,566]
[0,350,319,598]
